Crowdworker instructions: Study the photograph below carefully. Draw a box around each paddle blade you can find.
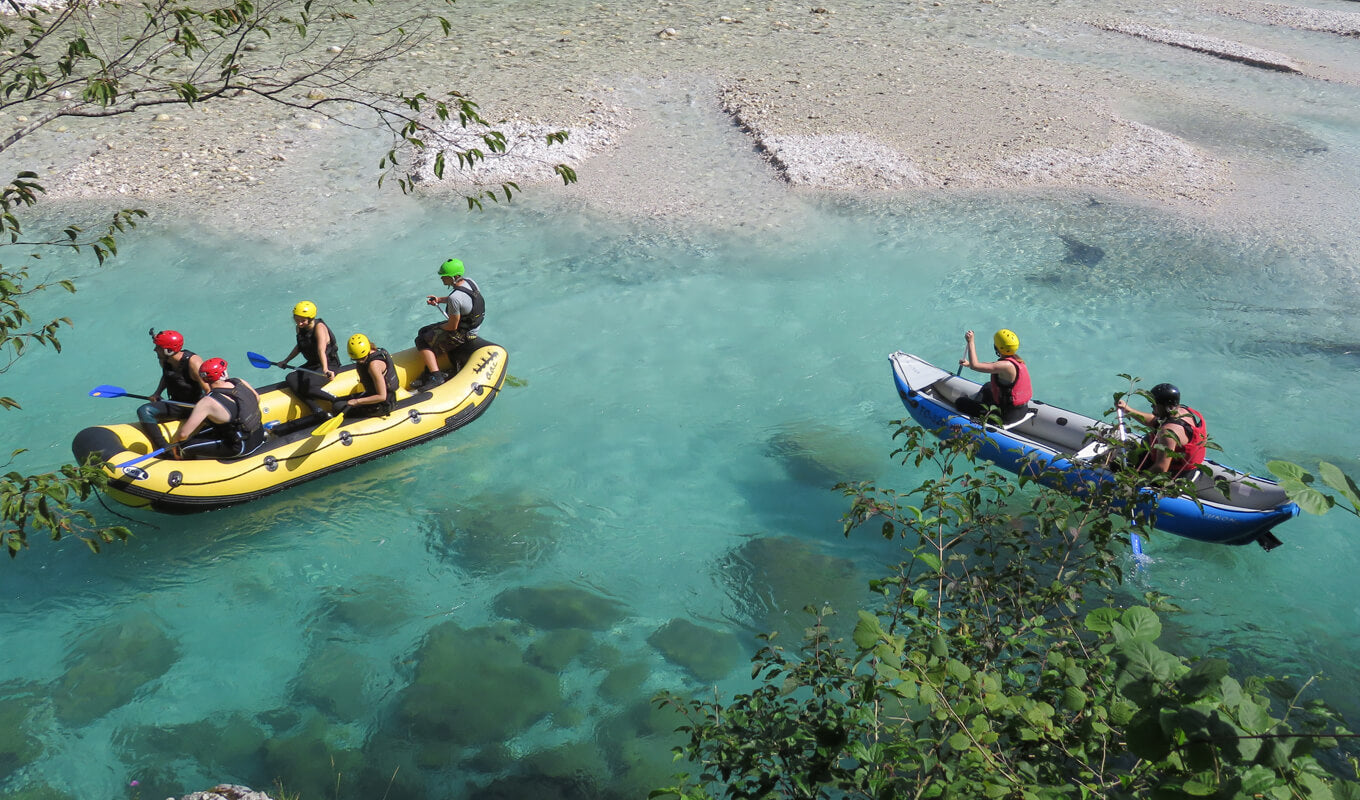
[246,351,276,370]
[89,384,130,399]
[310,413,345,437]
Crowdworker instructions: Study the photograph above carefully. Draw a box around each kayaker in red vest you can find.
[1116,383,1207,475]
[956,328,1033,424]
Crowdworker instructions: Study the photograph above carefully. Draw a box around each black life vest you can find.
[208,378,265,452]
[449,278,486,333]
[358,348,399,413]
[295,318,340,370]
[161,349,202,404]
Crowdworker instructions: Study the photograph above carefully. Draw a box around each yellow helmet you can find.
[293,300,317,319]
[993,329,1019,356]
[348,333,372,360]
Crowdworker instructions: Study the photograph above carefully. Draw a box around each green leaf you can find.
[1236,698,1274,735]
[1117,638,1178,683]
[1181,771,1219,796]
[1084,607,1120,633]
[1290,486,1335,516]
[1267,460,1307,482]
[1319,462,1360,508]
[1114,606,1162,643]
[852,610,884,650]
[1177,658,1230,699]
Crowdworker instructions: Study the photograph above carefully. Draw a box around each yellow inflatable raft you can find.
[71,342,508,512]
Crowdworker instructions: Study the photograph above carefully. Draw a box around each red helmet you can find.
[153,330,184,353]
[199,357,228,382]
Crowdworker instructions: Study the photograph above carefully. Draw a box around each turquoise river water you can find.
[4,46,1360,800]
[2,189,1358,799]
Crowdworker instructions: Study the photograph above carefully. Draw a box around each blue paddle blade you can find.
[246,351,275,369]
[89,384,128,398]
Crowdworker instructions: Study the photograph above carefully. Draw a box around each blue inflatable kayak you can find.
[890,351,1299,549]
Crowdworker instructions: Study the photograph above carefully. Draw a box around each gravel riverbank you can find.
[2,0,1358,255]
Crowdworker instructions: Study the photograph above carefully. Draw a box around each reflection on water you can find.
[2,187,1360,797]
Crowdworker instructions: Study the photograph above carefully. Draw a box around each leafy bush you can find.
[654,422,1358,800]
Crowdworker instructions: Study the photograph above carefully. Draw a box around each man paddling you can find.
[138,329,209,449]
[1117,383,1208,476]
[410,257,485,390]
[168,358,266,460]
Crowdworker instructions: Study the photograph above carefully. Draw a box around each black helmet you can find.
[1150,383,1180,406]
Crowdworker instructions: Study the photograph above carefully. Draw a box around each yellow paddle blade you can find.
[310,412,345,437]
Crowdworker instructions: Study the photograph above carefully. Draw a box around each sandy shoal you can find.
[3,0,1358,257]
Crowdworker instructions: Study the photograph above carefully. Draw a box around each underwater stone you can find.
[425,494,562,576]
[718,535,864,643]
[1058,233,1106,266]
[0,786,75,800]
[262,711,363,800]
[525,628,595,672]
[0,692,43,782]
[118,713,266,784]
[395,620,564,748]
[291,642,372,721]
[493,584,629,630]
[52,611,179,725]
[647,619,746,682]
[321,582,416,635]
[598,660,650,703]
[764,425,884,487]
[596,698,690,799]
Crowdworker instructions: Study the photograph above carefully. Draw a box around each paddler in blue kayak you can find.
[1117,383,1208,476]
[956,328,1033,424]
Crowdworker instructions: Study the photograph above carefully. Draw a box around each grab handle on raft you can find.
[246,351,327,377]
[89,385,195,408]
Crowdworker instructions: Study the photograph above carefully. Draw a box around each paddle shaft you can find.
[275,361,328,378]
[115,447,168,470]
[247,351,328,377]
[118,392,195,408]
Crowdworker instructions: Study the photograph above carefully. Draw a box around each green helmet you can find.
[438,258,464,278]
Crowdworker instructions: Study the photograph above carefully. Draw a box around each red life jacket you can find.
[1163,406,1207,475]
[984,355,1032,409]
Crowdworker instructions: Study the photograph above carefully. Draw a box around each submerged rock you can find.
[53,611,179,725]
[319,581,417,635]
[764,424,884,488]
[117,713,266,787]
[0,689,44,783]
[525,628,595,672]
[394,620,564,749]
[1058,233,1106,267]
[290,642,373,721]
[717,535,864,642]
[262,712,364,800]
[647,619,746,682]
[493,584,630,630]
[425,493,563,575]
